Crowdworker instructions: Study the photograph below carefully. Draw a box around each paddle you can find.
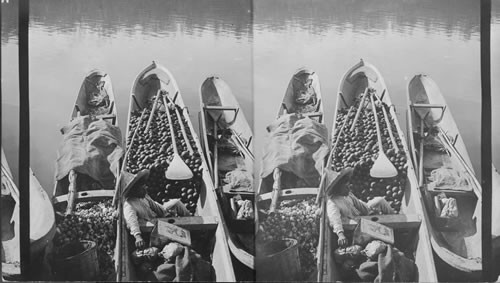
[418,118,425,187]
[162,92,193,180]
[316,99,358,282]
[369,93,398,178]
[374,90,399,152]
[349,88,369,132]
[166,94,194,155]
[315,96,358,204]
[145,90,162,132]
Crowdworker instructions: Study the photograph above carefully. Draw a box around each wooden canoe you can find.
[256,68,324,281]
[53,69,118,199]
[318,60,438,282]
[407,74,482,280]
[1,147,56,271]
[118,61,236,282]
[71,69,117,123]
[258,67,324,197]
[48,70,119,281]
[198,76,255,273]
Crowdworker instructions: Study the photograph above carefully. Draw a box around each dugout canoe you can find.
[317,59,437,282]
[1,147,56,271]
[118,61,236,282]
[49,70,119,281]
[407,74,482,280]
[258,67,324,197]
[199,76,255,274]
[53,69,118,199]
[256,68,324,281]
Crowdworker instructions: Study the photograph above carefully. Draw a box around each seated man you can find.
[122,169,190,249]
[326,167,394,247]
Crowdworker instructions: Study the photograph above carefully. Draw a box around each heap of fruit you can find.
[330,92,408,212]
[54,199,116,280]
[125,99,204,214]
[257,197,320,278]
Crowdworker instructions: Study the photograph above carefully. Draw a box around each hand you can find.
[337,232,348,247]
[135,234,145,249]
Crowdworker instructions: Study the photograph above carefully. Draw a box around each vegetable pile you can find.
[54,199,116,280]
[125,99,204,214]
[257,197,320,278]
[330,93,408,212]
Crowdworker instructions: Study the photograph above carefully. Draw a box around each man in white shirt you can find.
[325,167,394,247]
[121,169,190,249]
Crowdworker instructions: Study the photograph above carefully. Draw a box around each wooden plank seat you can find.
[139,216,219,234]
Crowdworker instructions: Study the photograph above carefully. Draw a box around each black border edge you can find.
[481,0,492,281]
[18,0,30,279]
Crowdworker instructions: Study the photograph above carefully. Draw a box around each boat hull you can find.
[199,76,255,273]
[120,62,236,282]
[407,74,481,279]
[319,60,437,282]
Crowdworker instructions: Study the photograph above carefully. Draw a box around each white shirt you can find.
[123,194,169,236]
[326,192,370,234]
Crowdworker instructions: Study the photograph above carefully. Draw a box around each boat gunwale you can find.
[120,62,236,282]
[319,59,438,282]
[198,76,256,270]
[406,74,482,273]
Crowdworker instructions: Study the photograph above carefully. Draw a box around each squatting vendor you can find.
[122,169,190,249]
[326,167,394,247]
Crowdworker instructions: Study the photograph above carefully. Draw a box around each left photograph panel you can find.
[3,0,254,281]
[2,0,24,278]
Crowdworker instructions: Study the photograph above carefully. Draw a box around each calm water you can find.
[2,0,499,192]
[253,0,484,184]
[2,0,253,194]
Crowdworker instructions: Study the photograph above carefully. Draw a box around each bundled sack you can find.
[333,245,366,263]
[434,193,459,218]
[153,246,215,282]
[131,247,160,265]
[356,244,417,282]
[428,167,471,192]
[260,113,329,187]
[224,169,253,192]
[236,199,254,220]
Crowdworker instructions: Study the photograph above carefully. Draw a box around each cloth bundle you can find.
[136,244,215,282]
[356,245,417,282]
[55,116,124,190]
[260,113,329,187]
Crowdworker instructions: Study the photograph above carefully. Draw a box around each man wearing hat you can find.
[122,169,190,249]
[325,167,394,247]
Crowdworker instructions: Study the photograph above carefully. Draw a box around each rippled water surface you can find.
[2,0,498,192]
[253,0,484,183]
[2,0,252,192]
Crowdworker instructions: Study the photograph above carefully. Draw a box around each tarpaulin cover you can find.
[55,116,124,188]
[260,113,329,186]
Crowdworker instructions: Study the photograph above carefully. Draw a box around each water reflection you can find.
[1,0,18,44]
[29,0,252,42]
[253,0,482,185]
[254,0,479,41]
[25,0,252,192]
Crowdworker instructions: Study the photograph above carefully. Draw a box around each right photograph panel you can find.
[253,0,482,281]
[491,0,500,280]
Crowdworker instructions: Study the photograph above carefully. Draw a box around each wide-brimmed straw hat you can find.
[121,169,150,198]
[324,167,354,196]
